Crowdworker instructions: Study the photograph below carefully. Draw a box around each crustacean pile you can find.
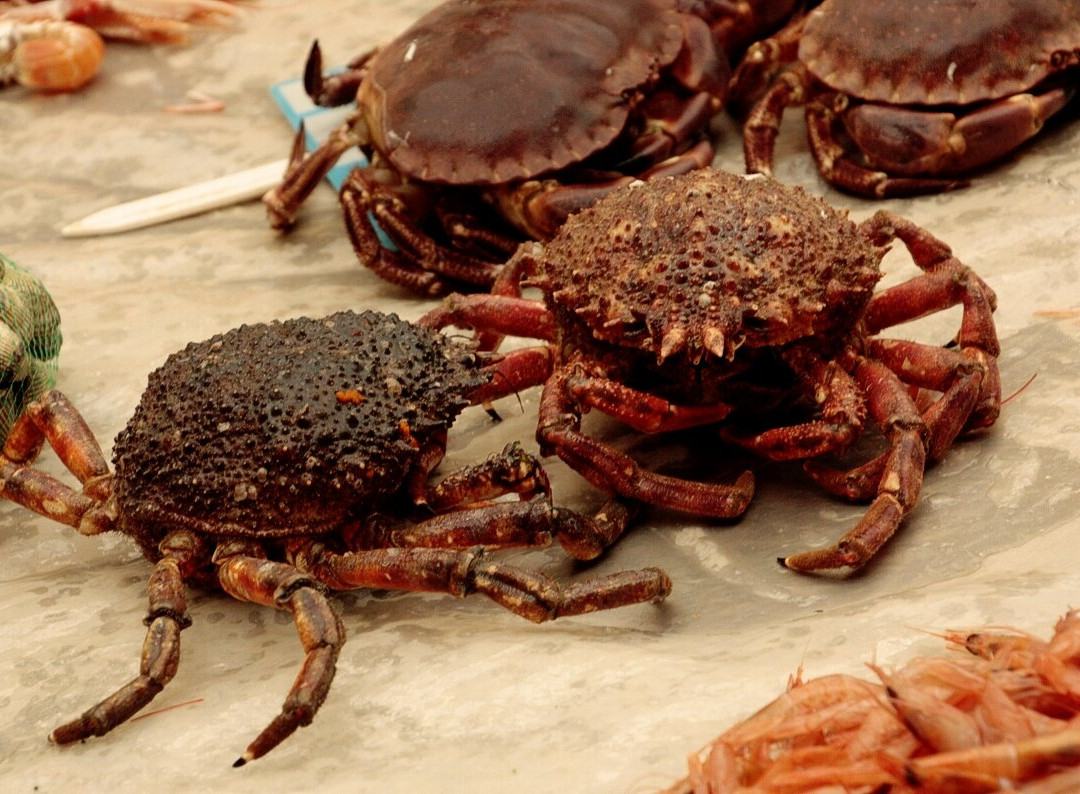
[0,0,246,92]
[666,609,1080,793]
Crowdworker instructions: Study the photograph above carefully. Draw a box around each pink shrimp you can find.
[0,18,104,91]
[668,611,1080,793]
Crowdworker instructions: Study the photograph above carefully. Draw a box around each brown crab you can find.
[0,310,670,764]
[732,0,1080,197]
[421,169,1002,571]
[262,0,753,296]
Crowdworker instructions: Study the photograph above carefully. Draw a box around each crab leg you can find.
[727,10,806,110]
[214,543,345,767]
[420,291,557,342]
[50,530,202,747]
[804,97,970,198]
[861,210,1001,429]
[469,347,554,406]
[389,498,559,551]
[742,63,807,177]
[842,87,1075,180]
[338,168,503,296]
[395,446,639,561]
[781,356,926,572]
[563,372,736,433]
[0,390,113,534]
[537,368,755,524]
[720,347,866,459]
[788,218,997,569]
[493,139,715,242]
[419,442,550,511]
[263,119,362,230]
[296,542,671,623]
[804,344,990,504]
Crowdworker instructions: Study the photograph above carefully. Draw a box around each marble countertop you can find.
[2,2,1079,791]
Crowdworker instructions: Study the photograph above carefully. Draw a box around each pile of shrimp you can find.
[0,0,247,92]
[666,610,1080,793]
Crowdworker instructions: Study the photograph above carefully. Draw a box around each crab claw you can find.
[303,39,372,107]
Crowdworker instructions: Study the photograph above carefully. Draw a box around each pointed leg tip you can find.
[776,556,790,569]
[233,755,249,768]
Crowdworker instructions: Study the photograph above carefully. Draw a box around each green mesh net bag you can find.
[0,253,62,443]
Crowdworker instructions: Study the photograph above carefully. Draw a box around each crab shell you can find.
[358,0,693,184]
[111,311,487,556]
[800,0,1080,105]
[525,169,884,365]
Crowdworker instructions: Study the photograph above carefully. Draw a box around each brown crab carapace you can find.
[422,169,1002,572]
[261,0,802,296]
[0,310,670,764]
[732,0,1080,197]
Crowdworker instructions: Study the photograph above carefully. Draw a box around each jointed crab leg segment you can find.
[787,215,999,570]
[391,499,561,551]
[564,372,735,434]
[0,391,114,534]
[468,347,555,406]
[803,99,967,198]
[782,357,926,572]
[264,120,362,230]
[50,530,200,746]
[421,292,557,344]
[420,442,551,512]
[339,170,503,297]
[297,543,671,624]
[538,369,755,522]
[8,390,109,482]
[722,348,866,460]
[215,545,344,767]
[742,63,806,177]
[398,448,643,560]
[861,210,1002,429]
[868,339,991,457]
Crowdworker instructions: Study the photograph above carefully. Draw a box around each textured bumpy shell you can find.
[112,311,487,542]
[362,0,684,184]
[801,0,1080,105]
[529,169,883,362]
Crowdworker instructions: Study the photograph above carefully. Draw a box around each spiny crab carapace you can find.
[0,310,671,764]
[422,168,1002,572]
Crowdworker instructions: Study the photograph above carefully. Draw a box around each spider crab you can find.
[732,0,1080,197]
[0,310,670,763]
[263,0,799,296]
[422,169,1002,572]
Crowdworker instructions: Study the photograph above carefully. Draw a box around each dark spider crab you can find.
[732,0,1080,197]
[0,310,670,764]
[262,0,778,297]
[422,169,1002,572]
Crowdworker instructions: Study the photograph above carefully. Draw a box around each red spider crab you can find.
[732,0,1080,197]
[0,310,670,763]
[263,0,800,296]
[421,169,1002,571]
